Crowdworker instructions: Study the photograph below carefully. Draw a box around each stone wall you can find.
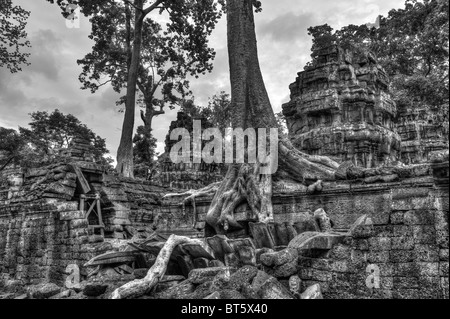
[298,183,448,299]
[155,111,226,190]
[161,157,449,299]
[397,103,449,164]
[0,139,172,287]
[0,161,111,286]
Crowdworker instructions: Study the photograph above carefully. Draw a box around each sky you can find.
[0,0,405,160]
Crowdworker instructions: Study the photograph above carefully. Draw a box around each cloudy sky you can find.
[0,0,405,160]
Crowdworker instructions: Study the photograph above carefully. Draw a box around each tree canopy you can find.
[19,109,112,164]
[47,0,224,177]
[307,0,449,110]
[0,0,31,73]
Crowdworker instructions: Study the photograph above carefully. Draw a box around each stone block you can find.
[368,237,391,251]
[394,263,419,277]
[82,282,108,297]
[439,249,449,261]
[368,251,390,263]
[393,277,419,289]
[258,277,295,299]
[390,250,415,263]
[390,211,405,225]
[27,283,62,299]
[188,267,231,285]
[392,288,420,299]
[439,262,449,276]
[414,245,440,262]
[391,236,414,250]
[412,226,437,244]
[260,248,298,267]
[300,283,323,299]
[417,262,439,277]
[404,210,435,225]
[272,260,298,278]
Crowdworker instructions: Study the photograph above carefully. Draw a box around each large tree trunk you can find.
[204,0,338,235]
[116,0,145,178]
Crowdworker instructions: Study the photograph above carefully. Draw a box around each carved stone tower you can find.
[282,45,402,168]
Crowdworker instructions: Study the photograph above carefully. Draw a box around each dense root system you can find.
[205,161,274,235]
[203,139,339,235]
[111,235,206,299]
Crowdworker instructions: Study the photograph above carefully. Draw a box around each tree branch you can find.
[143,0,164,15]
[0,156,15,172]
[122,0,144,12]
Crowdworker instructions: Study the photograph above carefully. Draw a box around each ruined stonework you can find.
[160,152,448,299]
[397,101,449,165]
[0,138,172,287]
[282,45,401,168]
[156,112,226,190]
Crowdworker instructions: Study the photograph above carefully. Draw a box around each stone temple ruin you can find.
[0,46,448,299]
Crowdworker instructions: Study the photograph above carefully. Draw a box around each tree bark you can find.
[204,0,338,235]
[116,0,145,178]
[110,234,207,299]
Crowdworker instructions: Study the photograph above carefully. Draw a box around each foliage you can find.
[0,127,25,167]
[47,0,224,177]
[0,0,31,73]
[133,125,157,177]
[307,0,449,110]
[18,109,112,165]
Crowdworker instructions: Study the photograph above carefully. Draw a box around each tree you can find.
[133,125,157,178]
[112,0,341,298]
[202,91,232,134]
[0,0,31,73]
[0,127,25,170]
[19,109,112,165]
[48,0,224,178]
[181,0,339,235]
[307,0,449,110]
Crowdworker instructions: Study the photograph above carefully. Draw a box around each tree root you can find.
[204,140,338,235]
[163,182,220,223]
[110,234,206,299]
[205,162,273,235]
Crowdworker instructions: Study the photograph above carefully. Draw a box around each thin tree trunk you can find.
[116,0,145,178]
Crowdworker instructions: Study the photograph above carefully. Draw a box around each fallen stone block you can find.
[188,267,231,285]
[251,271,273,291]
[155,280,195,299]
[49,289,72,299]
[220,289,245,299]
[288,232,346,251]
[204,291,221,299]
[272,259,298,278]
[28,283,62,299]
[300,283,323,299]
[226,265,259,291]
[83,283,108,297]
[249,222,275,249]
[260,248,298,267]
[258,277,295,299]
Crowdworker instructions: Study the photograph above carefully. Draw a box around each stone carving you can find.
[155,112,226,190]
[397,102,449,164]
[282,45,402,168]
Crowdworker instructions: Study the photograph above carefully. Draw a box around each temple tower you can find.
[282,45,401,168]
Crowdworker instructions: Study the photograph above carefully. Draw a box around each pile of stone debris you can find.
[0,209,343,299]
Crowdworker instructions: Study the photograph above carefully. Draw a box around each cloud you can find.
[28,29,62,81]
[258,12,318,43]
